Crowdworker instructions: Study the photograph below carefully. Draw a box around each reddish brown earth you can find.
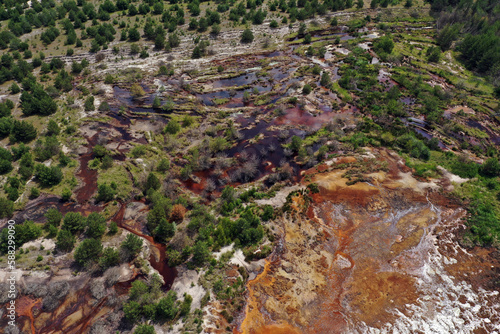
[235,148,500,334]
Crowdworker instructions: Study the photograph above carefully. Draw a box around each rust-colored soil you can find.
[235,148,497,333]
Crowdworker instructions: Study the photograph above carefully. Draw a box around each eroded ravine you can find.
[113,202,177,290]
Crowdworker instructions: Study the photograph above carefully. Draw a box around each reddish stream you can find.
[0,112,178,333]
[76,116,176,289]
[112,202,177,290]
[75,134,99,204]
[37,295,109,334]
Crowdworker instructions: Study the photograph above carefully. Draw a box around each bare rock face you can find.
[90,279,107,300]
[42,281,70,312]
[0,283,11,304]
[4,325,20,334]
[23,282,48,298]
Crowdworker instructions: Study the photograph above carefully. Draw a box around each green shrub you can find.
[466,194,500,246]
[108,221,118,234]
[290,136,303,152]
[144,173,161,193]
[96,183,116,202]
[302,84,312,94]
[182,115,194,127]
[45,208,62,227]
[93,145,107,158]
[99,247,120,268]
[164,119,180,134]
[101,155,113,169]
[152,96,161,108]
[0,198,13,218]
[74,238,103,266]
[157,158,170,172]
[5,187,18,201]
[20,85,57,116]
[154,218,175,242]
[30,187,40,199]
[480,158,500,178]
[396,134,430,161]
[241,29,254,43]
[0,159,13,174]
[121,233,143,259]
[192,241,210,265]
[10,83,20,94]
[47,120,60,136]
[123,300,141,324]
[450,159,479,178]
[0,118,13,138]
[35,164,63,186]
[86,212,107,239]
[426,46,441,63]
[10,120,37,143]
[104,74,114,84]
[56,229,76,252]
[61,188,72,201]
[374,35,394,55]
[156,290,178,321]
[134,324,156,334]
[180,294,193,317]
[261,205,274,221]
[47,225,58,238]
[98,102,110,111]
[0,221,41,252]
[62,212,86,233]
[131,145,147,158]
[84,96,95,111]
[320,72,331,87]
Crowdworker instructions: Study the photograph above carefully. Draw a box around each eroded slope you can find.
[236,148,499,334]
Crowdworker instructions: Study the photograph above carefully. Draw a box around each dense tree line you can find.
[430,0,500,79]
[0,0,359,55]
[21,84,57,116]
